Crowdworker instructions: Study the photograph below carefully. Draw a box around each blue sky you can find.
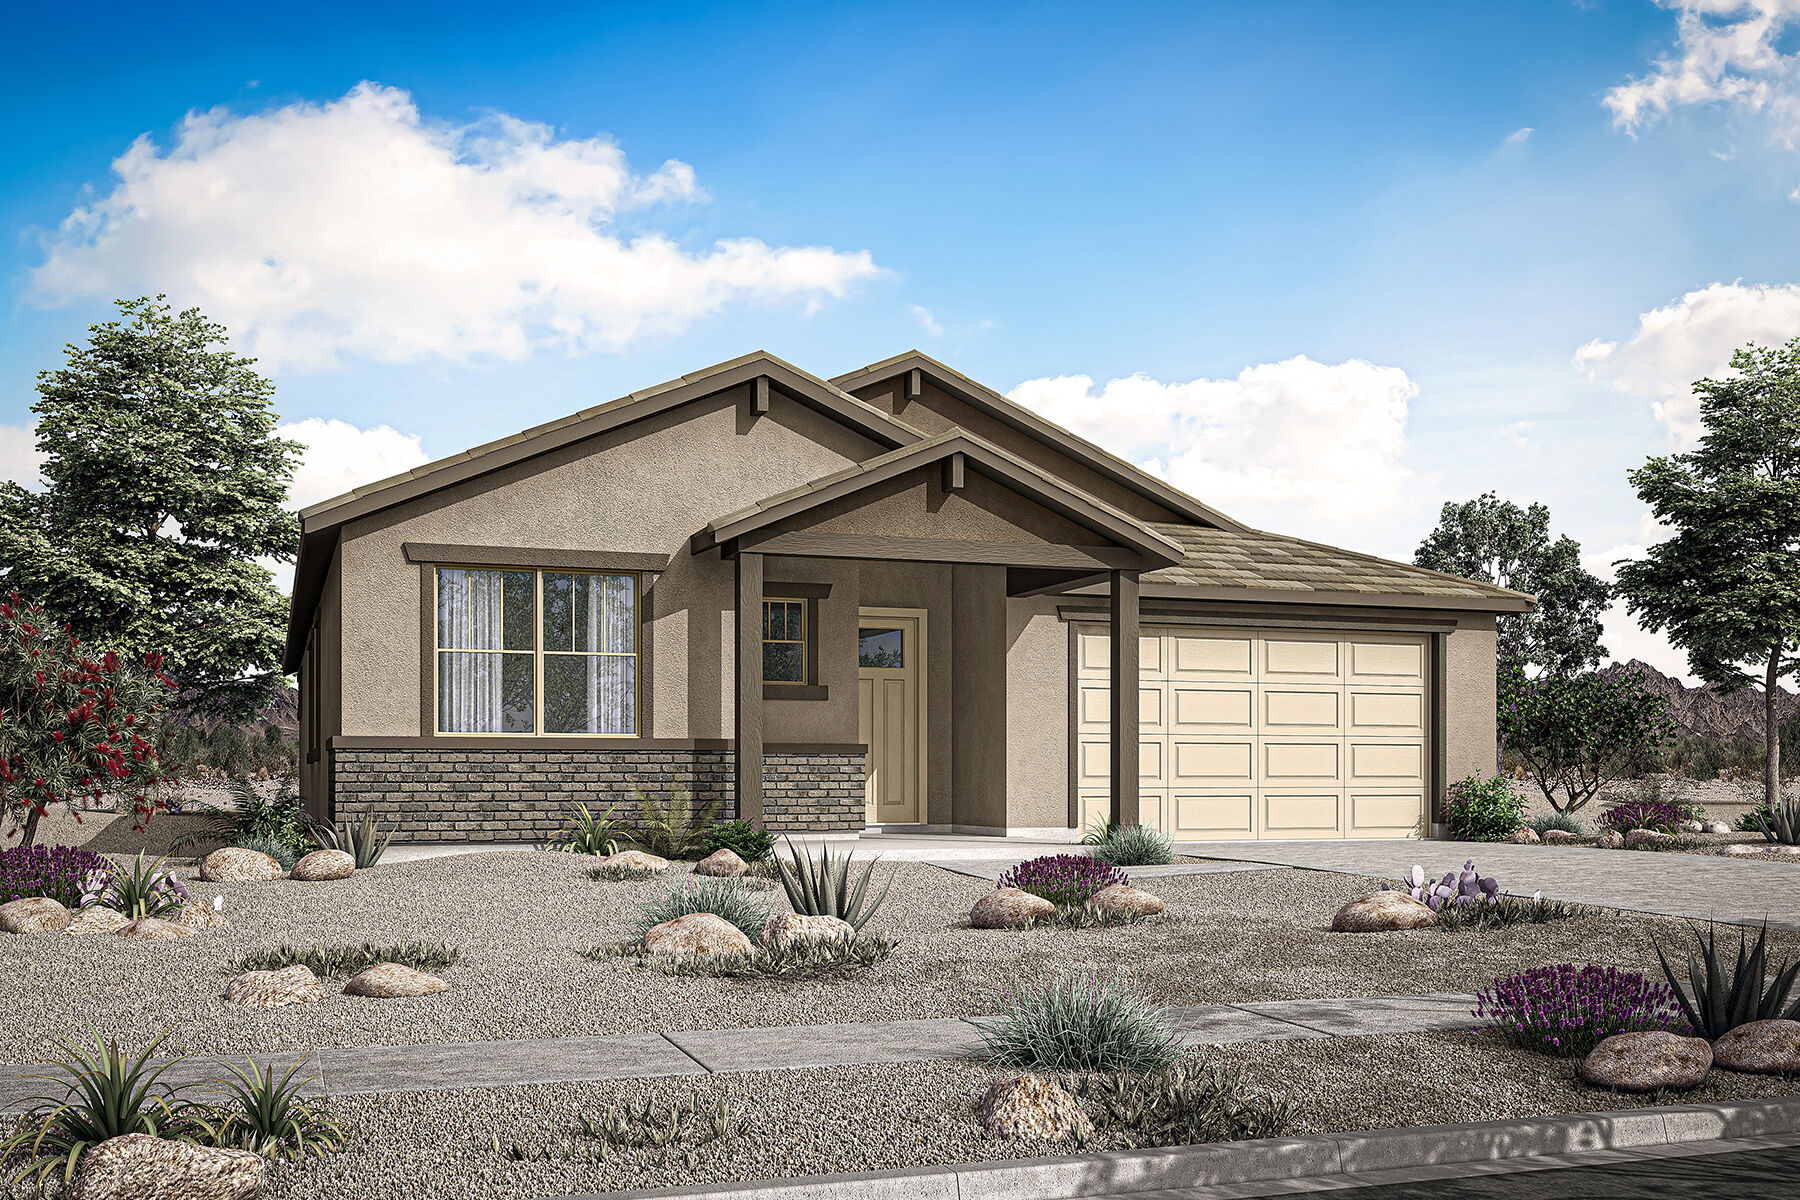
[5,0,1800,682]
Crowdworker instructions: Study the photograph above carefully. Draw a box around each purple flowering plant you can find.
[0,843,115,907]
[1382,860,1504,911]
[1474,963,1689,1057]
[1597,799,1685,835]
[997,854,1129,907]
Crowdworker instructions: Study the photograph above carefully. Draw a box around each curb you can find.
[580,1095,1800,1200]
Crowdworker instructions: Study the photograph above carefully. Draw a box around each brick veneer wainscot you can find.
[331,747,864,841]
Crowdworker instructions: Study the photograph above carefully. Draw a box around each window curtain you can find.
[543,572,636,734]
[437,569,534,733]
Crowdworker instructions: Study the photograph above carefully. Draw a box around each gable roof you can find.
[695,428,1187,563]
[830,350,1248,534]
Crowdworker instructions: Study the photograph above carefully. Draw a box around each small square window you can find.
[858,626,905,668]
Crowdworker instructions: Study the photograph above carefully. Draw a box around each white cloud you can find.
[1007,355,1417,526]
[0,426,44,489]
[278,417,431,510]
[1575,281,1800,445]
[909,305,944,337]
[31,83,883,372]
[1605,0,1800,146]
[1503,126,1534,145]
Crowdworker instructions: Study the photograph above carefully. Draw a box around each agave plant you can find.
[1652,921,1800,1039]
[79,851,188,919]
[774,838,895,932]
[199,1056,347,1160]
[1753,799,1800,846]
[310,813,392,868]
[545,802,624,856]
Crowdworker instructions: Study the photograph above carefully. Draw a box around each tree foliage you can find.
[0,297,302,721]
[0,594,179,847]
[1615,338,1800,807]
[1499,664,1676,815]
[1414,492,1611,675]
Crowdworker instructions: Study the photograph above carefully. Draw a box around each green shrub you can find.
[1444,775,1524,841]
[196,1057,346,1160]
[545,802,624,856]
[1527,810,1586,838]
[1076,1061,1296,1148]
[978,969,1180,1073]
[1088,823,1174,867]
[228,942,460,978]
[699,818,775,863]
[628,876,771,942]
[774,839,894,931]
[172,779,312,861]
[228,832,300,871]
[626,778,721,860]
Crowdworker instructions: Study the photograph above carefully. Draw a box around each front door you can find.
[858,609,925,824]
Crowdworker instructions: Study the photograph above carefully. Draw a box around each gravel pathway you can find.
[4,851,1796,1064]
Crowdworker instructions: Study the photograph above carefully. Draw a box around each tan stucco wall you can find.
[334,388,881,738]
[855,559,955,822]
[1005,596,1072,830]
[776,465,1109,547]
[1444,611,1499,789]
[762,557,861,744]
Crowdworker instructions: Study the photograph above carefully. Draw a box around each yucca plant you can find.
[1653,921,1800,1039]
[545,802,624,856]
[773,839,895,932]
[80,851,188,919]
[310,813,391,867]
[0,1028,204,1189]
[1753,799,1800,846]
[199,1056,347,1160]
[626,778,721,859]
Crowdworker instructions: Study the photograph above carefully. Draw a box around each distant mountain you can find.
[1601,660,1800,742]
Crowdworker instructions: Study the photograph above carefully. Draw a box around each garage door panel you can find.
[1078,629,1110,675]
[1168,631,1255,680]
[1259,687,1343,735]
[1261,738,1342,784]
[1171,684,1255,733]
[1347,689,1424,736]
[1347,790,1426,838]
[1173,789,1256,837]
[1348,740,1425,785]
[1171,737,1256,784]
[1262,636,1342,683]
[1077,739,1110,786]
[1140,684,1165,731]
[1140,738,1168,786]
[1347,638,1425,685]
[1263,791,1343,838]
[1081,789,1171,834]
[1077,682,1113,730]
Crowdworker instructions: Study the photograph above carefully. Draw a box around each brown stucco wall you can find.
[1444,611,1500,791]
[762,557,860,745]
[951,564,1008,829]
[1005,595,1072,831]
[774,464,1109,547]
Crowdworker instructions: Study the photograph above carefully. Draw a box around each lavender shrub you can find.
[0,844,115,907]
[997,854,1130,907]
[1597,799,1685,835]
[1475,964,1689,1057]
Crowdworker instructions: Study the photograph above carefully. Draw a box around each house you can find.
[285,351,1531,843]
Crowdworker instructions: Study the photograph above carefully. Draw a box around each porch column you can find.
[735,550,764,823]
[1109,568,1140,827]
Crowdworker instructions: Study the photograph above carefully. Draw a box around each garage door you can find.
[1075,626,1428,839]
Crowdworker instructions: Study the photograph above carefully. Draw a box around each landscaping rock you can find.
[643,912,754,955]
[979,1073,1095,1141]
[1625,829,1675,850]
[1595,831,1626,849]
[199,847,285,883]
[225,964,325,1009]
[1087,883,1165,917]
[1680,819,1706,833]
[1720,843,1764,857]
[760,912,853,946]
[1331,892,1437,932]
[64,907,130,937]
[1542,830,1582,844]
[114,918,192,942]
[172,901,229,929]
[0,896,71,934]
[71,1132,263,1200]
[970,887,1056,929]
[344,962,449,998]
[694,848,747,877]
[596,849,669,873]
[1504,828,1541,844]
[1578,1031,1712,1092]
[1706,821,1733,834]
[1713,1019,1800,1074]
[291,849,355,881]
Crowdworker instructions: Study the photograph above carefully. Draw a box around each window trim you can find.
[761,589,830,701]
[427,563,643,738]
[761,597,809,686]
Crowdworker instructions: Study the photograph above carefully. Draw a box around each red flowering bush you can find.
[0,593,180,846]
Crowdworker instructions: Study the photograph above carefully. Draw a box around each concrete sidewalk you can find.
[0,992,1477,1112]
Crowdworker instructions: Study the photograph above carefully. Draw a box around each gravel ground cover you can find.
[0,1031,1775,1200]
[5,851,1797,1063]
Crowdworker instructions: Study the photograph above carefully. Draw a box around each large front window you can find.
[435,568,638,735]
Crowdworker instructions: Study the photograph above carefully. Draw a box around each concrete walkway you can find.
[0,992,1475,1113]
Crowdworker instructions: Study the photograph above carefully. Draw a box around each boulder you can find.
[694,848,747,877]
[970,887,1056,929]
[65,907,131,937]
[0,896,71,934]
[1713,1019,1800,1074]
[1578,1031,1712,1092]
[979,1073,1095,1141]
[643,912,754,955]
[1543,830,1583,844]
[114,918,192,942]
[1625,829,1675,850]
[761,912,854,946]
[172,901,229,929]
[225,965,325,1009]
[71,1133,263,1200]
[1680,819,1706,833]
[290,849,354,881]
[1504,828,1542,845]
[343,962,449,998]
[1705,821,1733,835]
[596,849,669,873]
[1331,891,1437,932]
[199,847,285,883]
[1595,831,1626,850]
[1087,883,1165,917]
[1720,843,1765,857]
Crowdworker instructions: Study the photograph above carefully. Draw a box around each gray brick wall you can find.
[332,747,864,841]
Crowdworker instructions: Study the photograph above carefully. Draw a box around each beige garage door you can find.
[1075,626,1428,839]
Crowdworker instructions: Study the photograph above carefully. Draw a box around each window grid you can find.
[763,598,807,685]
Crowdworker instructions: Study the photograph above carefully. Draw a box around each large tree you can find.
[1414,492,1612,675]
[1616,338,1800,809]
[0,297,302,721]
